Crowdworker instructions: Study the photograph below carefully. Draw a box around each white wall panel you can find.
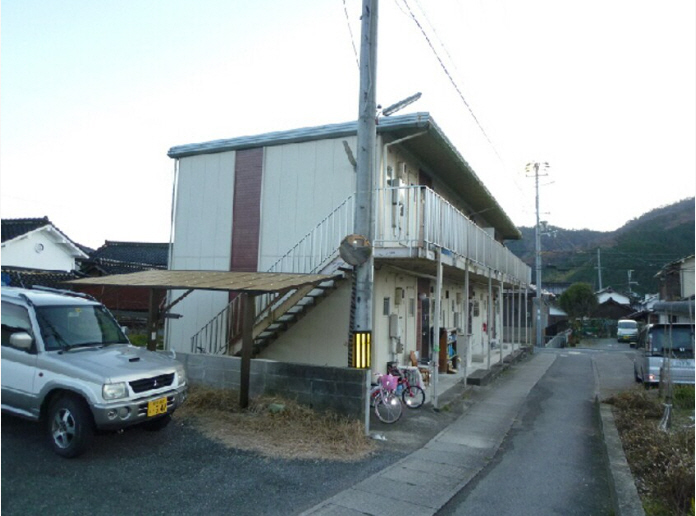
[167,152,236,352]
[259,281,351,366]
[258,137,356,271]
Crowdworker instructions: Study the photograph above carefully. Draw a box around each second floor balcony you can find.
[268,185,531,287]
[373,185,531,285]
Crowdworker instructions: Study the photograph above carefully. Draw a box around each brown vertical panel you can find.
[230,148,264,272]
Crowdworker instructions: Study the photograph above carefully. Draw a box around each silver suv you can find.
[1,286,188,458]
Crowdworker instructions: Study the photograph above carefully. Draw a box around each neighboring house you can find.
[596,287,631,307]
[75,241,170,324]
[654,254,695,323]
[0,267,83,290]
[627,293,660,325]
[544,282,572,297]
[1,217,89,272]
[164,112,532,375]
[655,255,695,302]
[592,297,633,320]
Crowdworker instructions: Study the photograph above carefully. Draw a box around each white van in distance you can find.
[617,319,639,344]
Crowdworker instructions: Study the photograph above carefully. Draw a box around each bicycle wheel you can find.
[401,385,425,409]
[374,392,402,424]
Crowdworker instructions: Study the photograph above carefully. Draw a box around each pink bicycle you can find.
[369,374,403,423]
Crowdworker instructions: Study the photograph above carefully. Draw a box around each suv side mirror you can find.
[9,332,34,351]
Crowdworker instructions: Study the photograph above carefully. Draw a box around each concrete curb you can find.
[596,401,646,516]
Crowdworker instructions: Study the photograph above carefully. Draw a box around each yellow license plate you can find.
[147,397,168,417]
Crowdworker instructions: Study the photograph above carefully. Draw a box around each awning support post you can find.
[239,292,255,409]
[147,288,162,351]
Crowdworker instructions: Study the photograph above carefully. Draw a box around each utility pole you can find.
[596,248,603,291]
[352,0,378,361]
[525,161,549,347]
[627,269,638,297]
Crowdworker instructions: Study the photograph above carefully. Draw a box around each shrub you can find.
[673,385,695,410]
[610,388,695,515]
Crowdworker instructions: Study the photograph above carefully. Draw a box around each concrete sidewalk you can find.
[301,352,557,516]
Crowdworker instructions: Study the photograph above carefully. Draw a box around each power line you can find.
[395,0,532,220]
[399,0,501,162]
[342,0,360,69]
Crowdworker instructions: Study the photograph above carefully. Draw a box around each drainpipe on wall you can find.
[432,248,443,409]
[164,159,180,351]
[487,269,492,370]
[499,280,504,364]
[463,259,470,386]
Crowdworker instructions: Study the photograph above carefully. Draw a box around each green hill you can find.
[505,198,695,297]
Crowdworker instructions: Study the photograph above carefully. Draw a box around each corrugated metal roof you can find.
[68,270,336,294]
[167,112,433,158]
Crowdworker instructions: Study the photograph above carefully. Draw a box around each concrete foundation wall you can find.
[177,352,369,418]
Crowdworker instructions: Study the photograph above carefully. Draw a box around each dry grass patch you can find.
[176,386,376,461]
[606,387,695,516]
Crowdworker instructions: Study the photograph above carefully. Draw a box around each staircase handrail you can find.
[191,194,355,354]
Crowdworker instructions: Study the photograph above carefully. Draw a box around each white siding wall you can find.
[1,230,78,271]
[373,270,418,371]
[166,152,236,353]
[259,280,352,366]
[258,137,356,271]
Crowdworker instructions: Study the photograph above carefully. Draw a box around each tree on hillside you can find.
[559,283,598,345]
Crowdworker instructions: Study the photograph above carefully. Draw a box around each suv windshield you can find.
[618,321,637,330]
[36,305,129,351]
[649,326,695,358]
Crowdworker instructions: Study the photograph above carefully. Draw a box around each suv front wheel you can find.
[47,395,94,458]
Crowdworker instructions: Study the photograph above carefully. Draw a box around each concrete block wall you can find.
[177,352,369,418]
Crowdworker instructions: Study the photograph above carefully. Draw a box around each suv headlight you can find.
[178,368,188,387]
[103,382,128,400]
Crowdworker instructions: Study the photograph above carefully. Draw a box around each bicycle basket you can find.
[380,374,398,392]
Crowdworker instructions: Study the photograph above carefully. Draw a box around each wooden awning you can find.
[68,269,335,294]
[68,269,340,409]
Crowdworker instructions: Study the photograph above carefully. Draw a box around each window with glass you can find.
[35,305,129,351]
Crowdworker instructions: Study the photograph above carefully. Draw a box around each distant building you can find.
[1,217,89,272]
[655,255,695,302]
[654,254,695,324]
[596,287,631,307]
[76,241,170,325]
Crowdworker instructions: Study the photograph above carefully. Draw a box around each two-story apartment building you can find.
[164,112,531,376]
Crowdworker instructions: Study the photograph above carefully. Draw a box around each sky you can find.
[2,0,694,249]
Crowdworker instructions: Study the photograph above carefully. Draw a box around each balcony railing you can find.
[191,187,530,354]
[374,186,530,284]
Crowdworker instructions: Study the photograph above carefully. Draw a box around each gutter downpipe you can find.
[499,279,504,364]
[432,248,443,409]
[164,159,180,351]
[464,259,470,385]
[487,268,492,370]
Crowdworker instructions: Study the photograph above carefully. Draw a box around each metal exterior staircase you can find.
[190,195,355,356]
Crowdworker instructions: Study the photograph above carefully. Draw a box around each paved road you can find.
[438,342,635,516]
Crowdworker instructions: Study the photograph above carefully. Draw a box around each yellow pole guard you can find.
[352,331,371,369]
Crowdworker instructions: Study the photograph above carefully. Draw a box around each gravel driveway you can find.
[1,413,402,516]
[1,374,472,515]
